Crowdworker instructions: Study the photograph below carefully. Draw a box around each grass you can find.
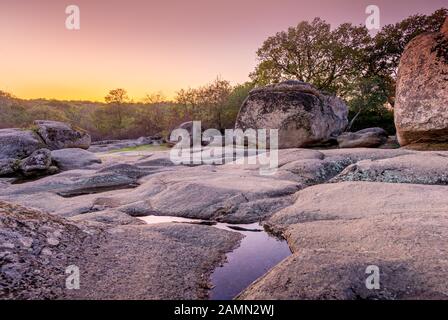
[108,144,170,153]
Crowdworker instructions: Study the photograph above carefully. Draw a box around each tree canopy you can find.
[250,8,447,131]
[250,18,370,97]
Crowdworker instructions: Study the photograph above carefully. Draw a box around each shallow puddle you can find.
[139,215,291,300]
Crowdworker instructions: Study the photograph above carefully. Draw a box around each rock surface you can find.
[0,159,19,177]
[0,201,98,299]
[51,148,101,171]
[66,223,242,299]
[239,181,448,300]
[34,120,91,150]
[0,122,97,178]
[266,181,448,230]
[0,148,412,222]
[19,149,52,177]
[3,144,448,300]
[239,211,448,300]
[0,129,44,160]
[0,201,242,300]
[337,127,388,148]
[88,136,155,153]
[395,18,448,148]
[169,121,204,147]
[332,153,448,185]
[235,81,348,149]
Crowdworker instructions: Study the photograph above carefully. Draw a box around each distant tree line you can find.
[0,79,253,141]
[1,8,446,138]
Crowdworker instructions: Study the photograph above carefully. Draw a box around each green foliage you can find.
[365,8,447,108]
[368,8,447,78]
[348,108,395,135]
[175,78,253,131]
[108,144,170,153]
[93,89,135,138]
[222,82,254,129]
[346,76,393,132]
[250,18,371,97]
[28,104,68,122]
[251,8,447,130]
[0,81,254,141]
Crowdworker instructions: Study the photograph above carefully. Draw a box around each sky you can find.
[0,0,446,102]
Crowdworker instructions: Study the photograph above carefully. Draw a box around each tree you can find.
[105,88,129,104]
[196,78,232,130]
[28,104,67,122]
[142,92,167,104]
[365,8,447,108]
[0,90,14,100]
[250,9,448,130]
[250,18,371,97]
[99,88,133,137]
[369,8,447,78]
[176,88,199,120]
[346,76,389,131]
[175,78,233,130]
[223,82,254,129]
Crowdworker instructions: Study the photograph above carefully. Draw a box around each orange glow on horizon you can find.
[1,0,446,102]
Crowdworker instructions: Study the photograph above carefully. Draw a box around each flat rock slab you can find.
[332,152,448,185]
[103,165,302,223]
[321,148,410,162]
[0,148,419,224]
[239,211,448,300]
[0,201,99,300]
[88,137,153,153]
[70,209,146,226]
[240,181,448,300]
[51,148,102,171]
[267,181,448,229]
[66,223,242,300]
[0,201,243,300]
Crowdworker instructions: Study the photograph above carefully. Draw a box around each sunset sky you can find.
[0,0,446,101]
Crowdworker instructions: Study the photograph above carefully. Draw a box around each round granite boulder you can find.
[235,81,348,149]
[395,17,448,148]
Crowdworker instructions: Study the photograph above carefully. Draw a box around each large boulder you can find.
[89,137,154,153]
[19,148,53,177]
[51,148,101,171]
[395,17,448,148]
[168,121,202,147]
[34,120,91,150]
[0,159,19,177]
[0,128,45,160]
[337,127,388,148]
[235,81,348,149]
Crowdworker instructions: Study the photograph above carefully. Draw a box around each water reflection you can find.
[139,215,291,300]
